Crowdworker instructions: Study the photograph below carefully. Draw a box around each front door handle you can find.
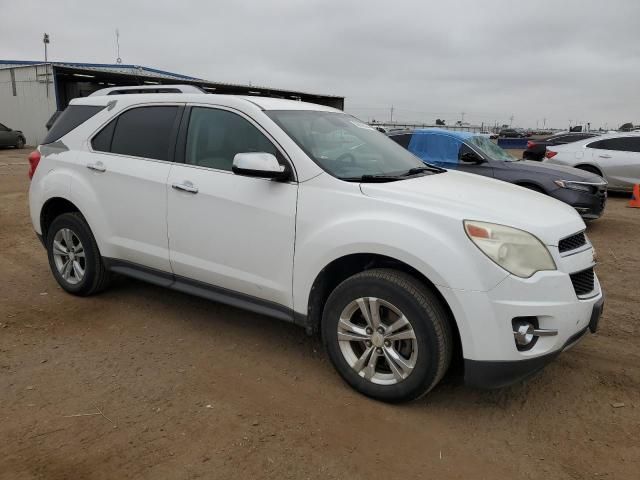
[599,154,612,159]
[87,162,106,172]
[172,182,199,194]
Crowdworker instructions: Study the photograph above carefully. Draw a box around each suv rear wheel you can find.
[46,212,110,296]
[322,269,452,403]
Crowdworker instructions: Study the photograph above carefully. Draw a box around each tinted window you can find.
[109,106,179,161]
[587,137,640,152]
[91,119,116,152]
[186,107,277,171]
[388,133,412,148]
[553,134,595,143]
[42,105,104,144]
[0,123,9,131]
[409,133,461,164]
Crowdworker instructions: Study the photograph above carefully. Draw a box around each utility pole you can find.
[461,111,465,125]
[390,105,394,124]
[543,118,546,129]
[509,115,514,127]
[115,29,122,64]
[43,33,50,98]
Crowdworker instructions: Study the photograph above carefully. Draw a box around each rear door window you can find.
[42,105,105,144]
[94,106,180,161]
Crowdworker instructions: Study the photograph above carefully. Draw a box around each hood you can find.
[360,170,585,246]
[505,160,604,182]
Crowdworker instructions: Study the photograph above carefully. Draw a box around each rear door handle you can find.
[599,154,612,159]
[172,182,198,194]
[86,162,106,172]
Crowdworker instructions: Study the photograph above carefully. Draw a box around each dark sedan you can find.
[0,122,26,149]
[388,129,607,220]
[523,132,600,161]
[499,128,528,138]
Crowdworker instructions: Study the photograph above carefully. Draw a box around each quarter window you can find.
[388,133,412,149]
[93,106,179,161]
[185,107,278,171]
[42,105,105,145]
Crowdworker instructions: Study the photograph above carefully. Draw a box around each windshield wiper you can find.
[343,174,403,182]
[402,165,445,176]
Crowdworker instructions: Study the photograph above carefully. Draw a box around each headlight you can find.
[553,180,592,192]
[464,221,556,278]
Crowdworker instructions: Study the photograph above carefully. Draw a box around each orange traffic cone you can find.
[629,184,640,208]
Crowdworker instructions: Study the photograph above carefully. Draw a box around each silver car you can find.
[544,132,640,192]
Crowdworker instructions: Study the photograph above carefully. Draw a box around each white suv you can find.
[28,86,604,402]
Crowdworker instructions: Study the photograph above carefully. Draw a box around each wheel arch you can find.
[40,197,82,241]
[574,163,604,177]
[305,253,463,367]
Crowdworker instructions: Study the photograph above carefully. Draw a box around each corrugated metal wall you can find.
[0,65,57,146]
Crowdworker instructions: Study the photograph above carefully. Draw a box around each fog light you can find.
[512,317,558,351]
[513,321,535,346]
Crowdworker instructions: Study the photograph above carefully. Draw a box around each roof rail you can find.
[88,84,205,97]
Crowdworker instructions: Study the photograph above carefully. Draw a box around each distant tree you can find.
[435,118,445,126]
[455,120,462,126]
[619,122,634,132]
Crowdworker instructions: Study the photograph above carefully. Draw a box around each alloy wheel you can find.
[337,297,418,385]
[52,228,86,285]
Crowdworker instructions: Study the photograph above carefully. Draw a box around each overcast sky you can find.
[1,0,639,129]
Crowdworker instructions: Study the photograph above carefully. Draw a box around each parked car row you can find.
[27,86,604,402]
[388,128,607,220]
[523,132,600,161]
[498,128,531,138]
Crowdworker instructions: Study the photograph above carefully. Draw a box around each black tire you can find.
[322,269,452,403]
[45,212,110,296]
[15,137,25,149]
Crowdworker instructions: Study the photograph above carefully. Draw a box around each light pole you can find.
[43,33,50,98]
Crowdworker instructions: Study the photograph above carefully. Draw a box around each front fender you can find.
[292,180,509,316]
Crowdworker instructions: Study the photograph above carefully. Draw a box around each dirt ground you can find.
[1,147,638,480]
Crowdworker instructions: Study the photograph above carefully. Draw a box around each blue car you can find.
[388,129,607,220]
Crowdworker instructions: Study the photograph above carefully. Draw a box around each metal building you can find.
[0,60,344,145]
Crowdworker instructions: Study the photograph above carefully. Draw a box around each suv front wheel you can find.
[46,212,110,296]
[322,269,452,403]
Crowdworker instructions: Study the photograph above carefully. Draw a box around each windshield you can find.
[266,110,433,180]
[468,136,516,162]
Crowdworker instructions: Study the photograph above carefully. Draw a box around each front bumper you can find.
[437,243,603,387]
[464,295,604,388]
[550,186,607,220]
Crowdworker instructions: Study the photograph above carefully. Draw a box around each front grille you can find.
[570,268,595,297]
[559,232,586,253]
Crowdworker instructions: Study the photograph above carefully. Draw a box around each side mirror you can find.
[232,152,290,180]
[460,151,485,164]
